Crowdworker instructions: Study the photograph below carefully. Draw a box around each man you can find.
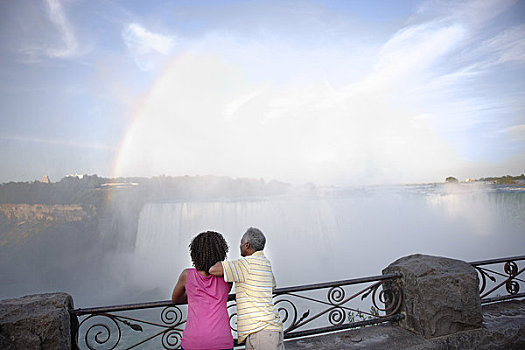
[209,227,284,350]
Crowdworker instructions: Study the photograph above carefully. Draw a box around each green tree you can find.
[445,176,458,183]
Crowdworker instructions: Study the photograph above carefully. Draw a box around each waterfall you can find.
[132,185,525,294]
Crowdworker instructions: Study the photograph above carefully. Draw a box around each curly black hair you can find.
[189,231,229,272]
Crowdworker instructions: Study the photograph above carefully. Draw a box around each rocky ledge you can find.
[0,293,75,350]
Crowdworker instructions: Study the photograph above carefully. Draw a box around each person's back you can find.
[210,227,284,350]
[171,231,234,350]
[222,251,281,339]
[182,268,232,350]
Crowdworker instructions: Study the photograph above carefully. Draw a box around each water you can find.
[5,182,523,348]
[131,183,525,299]
[1,182,523,308]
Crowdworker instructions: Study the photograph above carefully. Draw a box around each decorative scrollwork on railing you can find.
[226,302,238,333]
[271,274,403,338]
[161,328,182,350]
[328,307,345,326]
[73,304,186,350]
[471,255,525,303]
[161,306,184,326]
[72,273,403,348]
[365,280,402,315]
[504,261,518,276]
[78,314,122,350]
[328,286,345,304]
[476,266,495,295]
[274,299,304,332]
[69,256,525,349]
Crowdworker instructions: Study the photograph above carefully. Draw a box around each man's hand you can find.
[209,261,224,276]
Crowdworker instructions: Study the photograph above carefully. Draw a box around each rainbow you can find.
[111,53,191,180]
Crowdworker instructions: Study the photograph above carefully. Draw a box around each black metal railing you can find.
[470,255,525,304]
[71,255,525,349]
[70,273,403,349]
[270,273,402,339]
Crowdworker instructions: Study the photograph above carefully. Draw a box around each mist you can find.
[1,178,524,308]
[87,183,525,306]
[1,0,525,311]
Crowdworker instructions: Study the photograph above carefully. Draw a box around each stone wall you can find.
[0,293,75,350]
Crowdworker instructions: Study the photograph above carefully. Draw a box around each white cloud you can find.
[417,0,515,26]
[8,0,83,62]
[504,124,525,141]
[114,0,525,185]
[123,23,175,71]
[481,24,525,65]
[364,20,466,92]
[114,52,458,185]
[0,134,114,150]
[223,90,262,120]
[45,0,79,58]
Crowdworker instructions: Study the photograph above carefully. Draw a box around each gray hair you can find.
[243,227,266,251]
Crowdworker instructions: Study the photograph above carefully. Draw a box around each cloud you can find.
[5,0,83,62]
[44,0,80,58]
[114,52,459,185]
[122,23,176,71]
[0,134,114,150]
[504,124,525,141]
[362,21,465,92]
[417,0,515,26]
[480,24,525,65]
[114,0,525,185]
[365,0,525,141]
[223,90,262,120]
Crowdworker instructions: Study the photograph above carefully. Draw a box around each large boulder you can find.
[0,293,74,349]
[383,254,482,338]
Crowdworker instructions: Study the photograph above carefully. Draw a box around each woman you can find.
[171,231,234,350]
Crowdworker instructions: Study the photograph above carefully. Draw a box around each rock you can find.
[383,254,482,338]
[0,293,74,349]
[0,333,16,350]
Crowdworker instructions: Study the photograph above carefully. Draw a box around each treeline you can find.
[0,175,106,206]
[0,175,291,206]
[479,174,525,184]
[126,175,291,201]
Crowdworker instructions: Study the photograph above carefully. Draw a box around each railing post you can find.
[383,254,483,338]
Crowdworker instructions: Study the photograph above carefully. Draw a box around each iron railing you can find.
[470,255,525,304]
[70,255,525,349]
[71,273,403,349]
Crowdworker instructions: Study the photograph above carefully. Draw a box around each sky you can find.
[0,0,524,186]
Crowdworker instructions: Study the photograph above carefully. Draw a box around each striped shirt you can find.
[222,251,282,343]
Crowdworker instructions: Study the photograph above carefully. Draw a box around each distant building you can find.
[42,175,51,184]
[464,178,475,183]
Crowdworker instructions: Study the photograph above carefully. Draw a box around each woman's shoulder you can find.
[184,268,197,275]
[181,268,197,279]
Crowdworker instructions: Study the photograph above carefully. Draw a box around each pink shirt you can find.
[181,268,233,350]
